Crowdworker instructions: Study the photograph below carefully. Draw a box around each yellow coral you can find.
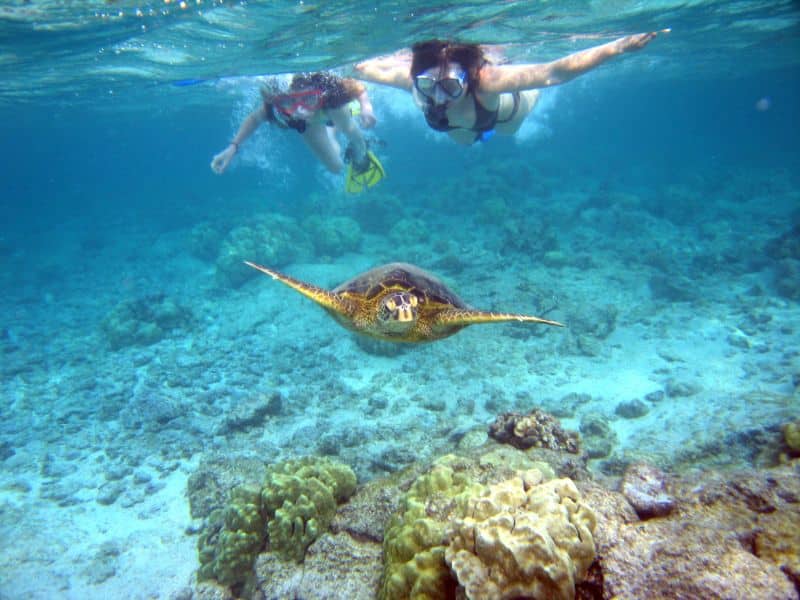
[445,470,597,600]
[782,419,800,453]
[379,461,483,600]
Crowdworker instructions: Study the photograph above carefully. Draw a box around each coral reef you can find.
[578,414,617,459]
[303,215,362,257]
[445,470,597,600]
[388,217,430,248]
[196,457,356,590]
[261,456,357,562]
[378,450,583,600]
[499,216,558,260]
[190,439,800,600]
[197,485,265,587]
[101,293,193,350]
[765,224,800,260]
[782,419,800,456]
[215,214,312,287]
[379,461,482,600]
[189,221,226,261]
[488,409,580,453]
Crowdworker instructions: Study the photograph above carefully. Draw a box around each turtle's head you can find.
[378,291,419,333]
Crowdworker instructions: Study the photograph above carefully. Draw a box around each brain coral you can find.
[444,469,597,600]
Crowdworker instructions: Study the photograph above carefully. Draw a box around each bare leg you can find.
[300,122,344,173]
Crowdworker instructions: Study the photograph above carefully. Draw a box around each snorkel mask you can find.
[269,88,325,133]
[273,88,324,118]
[413,67,467,105]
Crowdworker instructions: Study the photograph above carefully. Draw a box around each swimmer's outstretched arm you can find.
[353,50,414,91]
[210,105,267,174]
[478,31,667,94]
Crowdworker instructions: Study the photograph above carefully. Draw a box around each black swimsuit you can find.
[424,91,520,141]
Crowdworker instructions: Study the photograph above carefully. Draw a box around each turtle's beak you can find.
[381,293,418,329]
[395,306,415,322]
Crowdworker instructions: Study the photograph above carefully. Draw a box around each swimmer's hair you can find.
[290,71,355,108]
[411,40,486,87]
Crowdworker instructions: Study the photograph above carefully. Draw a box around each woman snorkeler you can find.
[354,32,665,145]
[211,72,384,191]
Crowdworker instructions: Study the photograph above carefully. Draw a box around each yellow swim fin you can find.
[346,150,385,194]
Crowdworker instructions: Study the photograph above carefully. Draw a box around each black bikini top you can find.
[423,91,520,140]
[265,102,307,133]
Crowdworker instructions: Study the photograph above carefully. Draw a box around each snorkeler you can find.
[354,32,665,145]
[211,72,385,192]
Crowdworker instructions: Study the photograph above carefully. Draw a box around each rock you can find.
[614,399,649,419]
[664,379,701,398]
[644,390,665,403]
[298,533,382,598]
[775,259,800,300]
[602,515,797,599]
[331,477,405,543]
[599,463,800,599]
[620,462,675,519]
[253,532,381,599]
[353,335,410,357]
[217,396,274,435]
[186,455,268,520]
[765,224,800,260]
[192,582,234,600]
[96,481,126,506]
[579,414,618,459]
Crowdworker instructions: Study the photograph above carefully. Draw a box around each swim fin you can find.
[346,150,385,194]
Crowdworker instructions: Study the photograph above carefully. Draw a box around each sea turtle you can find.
[244,261,563,343]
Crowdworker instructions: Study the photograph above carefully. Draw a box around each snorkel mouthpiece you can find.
[425,101,450,128]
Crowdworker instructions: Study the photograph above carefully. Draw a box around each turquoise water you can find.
[1,1,799,598]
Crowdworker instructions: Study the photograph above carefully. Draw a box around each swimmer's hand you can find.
[618,29,669,53]
[210,143,237,174]
[359,110,377,129]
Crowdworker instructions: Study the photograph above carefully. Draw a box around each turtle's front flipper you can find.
[244,261,355,316]
[436,309,564,329]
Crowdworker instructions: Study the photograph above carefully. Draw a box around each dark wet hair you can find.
[410,40,486,89]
